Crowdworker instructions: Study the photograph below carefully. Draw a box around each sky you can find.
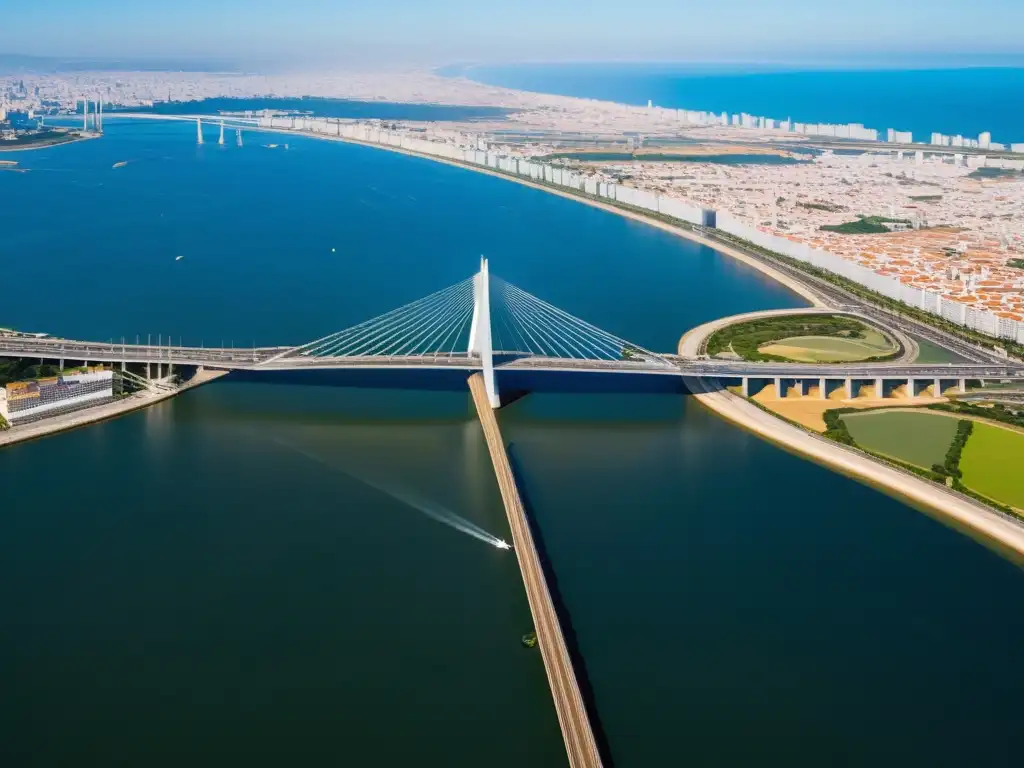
[3,0,1024,68]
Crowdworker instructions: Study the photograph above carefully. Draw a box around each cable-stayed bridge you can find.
[2,258,1022,407]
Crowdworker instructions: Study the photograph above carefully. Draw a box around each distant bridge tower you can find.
[82,98,88,131]
[196,118,204,145]
[236,129,243,147]
[218,121,225,145]
[468,256,500,408]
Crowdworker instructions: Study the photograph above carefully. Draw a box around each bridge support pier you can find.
[845,377,853,399]
[934,378,941,397]
[774,377,782,398]
[741,376,750,398]
[907,377,916,397]
[799,378,808,396]
[875,377,884,399]
[58,358,64,372]
[959,378,967,394]
[819,377,827,399]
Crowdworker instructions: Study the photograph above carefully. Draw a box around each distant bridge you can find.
[2,260,1022,406]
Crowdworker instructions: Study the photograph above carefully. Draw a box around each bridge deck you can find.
[469,373,603,768]
[2,337,1023,379]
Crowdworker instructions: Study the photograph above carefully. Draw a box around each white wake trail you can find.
[272,437,511,550]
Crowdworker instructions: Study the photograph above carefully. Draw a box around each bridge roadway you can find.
[2,337,1023,380]
[469,373,603,768]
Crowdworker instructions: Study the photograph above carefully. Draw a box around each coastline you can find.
[213,122,1024,555]
[687,377,1024,560]
[247,124,826,308]
[0,133,98,153]
[0,369,226,450]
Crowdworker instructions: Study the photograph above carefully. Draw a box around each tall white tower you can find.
[196,118,204,145]
[218,121,225,145]
[236,129,243,147]
[468,257,499,408]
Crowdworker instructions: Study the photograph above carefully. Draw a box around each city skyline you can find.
[3,0,1024,66]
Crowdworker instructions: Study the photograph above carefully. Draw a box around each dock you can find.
[468,373,603,768]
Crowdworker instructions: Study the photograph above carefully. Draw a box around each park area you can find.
[960,423,1024,509]
[707,314,899,363]
[840,408,1024,512]
[841,410,959,468]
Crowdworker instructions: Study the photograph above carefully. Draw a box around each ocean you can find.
[461,64,1024,145]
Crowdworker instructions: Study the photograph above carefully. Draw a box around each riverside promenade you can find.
[468,373,603,768]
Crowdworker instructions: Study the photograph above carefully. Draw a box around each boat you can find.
[521,631,538,648]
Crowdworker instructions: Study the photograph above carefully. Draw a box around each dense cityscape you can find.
[4,68,1024,335]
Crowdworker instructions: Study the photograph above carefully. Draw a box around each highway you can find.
[3,335,1023,380]
[469,373,603,768]
[696,228,1007,365]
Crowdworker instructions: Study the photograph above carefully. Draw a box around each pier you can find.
[469,372,603,768]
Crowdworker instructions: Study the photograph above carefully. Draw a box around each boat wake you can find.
[271,437,511,550]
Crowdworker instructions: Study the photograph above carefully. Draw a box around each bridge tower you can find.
[236,129,243,147]
[218,121,225,145]
[468,257,500,408]
[196,118,204,145]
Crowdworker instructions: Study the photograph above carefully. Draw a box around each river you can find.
[1,119,1021,767]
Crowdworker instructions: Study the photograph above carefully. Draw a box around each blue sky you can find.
[3,0,1023,67]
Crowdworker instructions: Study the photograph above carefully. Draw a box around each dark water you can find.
[1,121,1022,767]
[462,64,1024,145]
[118,96,510,122]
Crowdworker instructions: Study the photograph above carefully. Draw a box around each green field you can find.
[707,314,898,363]
[841,411,959,468]
[960,423,1024,508]
[760,327,895,362]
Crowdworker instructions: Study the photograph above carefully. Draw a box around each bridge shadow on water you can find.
[223,365,696,400]
[507,443,617,768]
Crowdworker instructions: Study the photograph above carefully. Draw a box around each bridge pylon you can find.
[196,118,203,145]
[468,257,500,408]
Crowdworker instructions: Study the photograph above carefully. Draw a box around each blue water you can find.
[2,121,1023,767]
[463,64,1024,144]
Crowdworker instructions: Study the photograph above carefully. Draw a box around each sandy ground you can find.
[689,377,1024,559]
[747,382,947,431]
[0,369,226,449]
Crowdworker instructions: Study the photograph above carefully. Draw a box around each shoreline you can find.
[688,377,1024,560]
[246,123,826,308]
[40,119,1024,554]
[0,369,226,450]
[0,133,98,153]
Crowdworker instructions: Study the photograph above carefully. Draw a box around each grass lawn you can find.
[759,328,896,363]
[842,410,959,468]
[960,423,1024,508]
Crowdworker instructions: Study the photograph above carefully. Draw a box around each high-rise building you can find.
[979,131,992,148]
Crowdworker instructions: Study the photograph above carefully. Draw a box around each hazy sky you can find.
[4,0,1024,67]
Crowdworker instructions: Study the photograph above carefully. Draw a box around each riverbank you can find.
[246,123,826,308]
[688,377,1024,559]
[0,369,226,450]
[0,132,98,153]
